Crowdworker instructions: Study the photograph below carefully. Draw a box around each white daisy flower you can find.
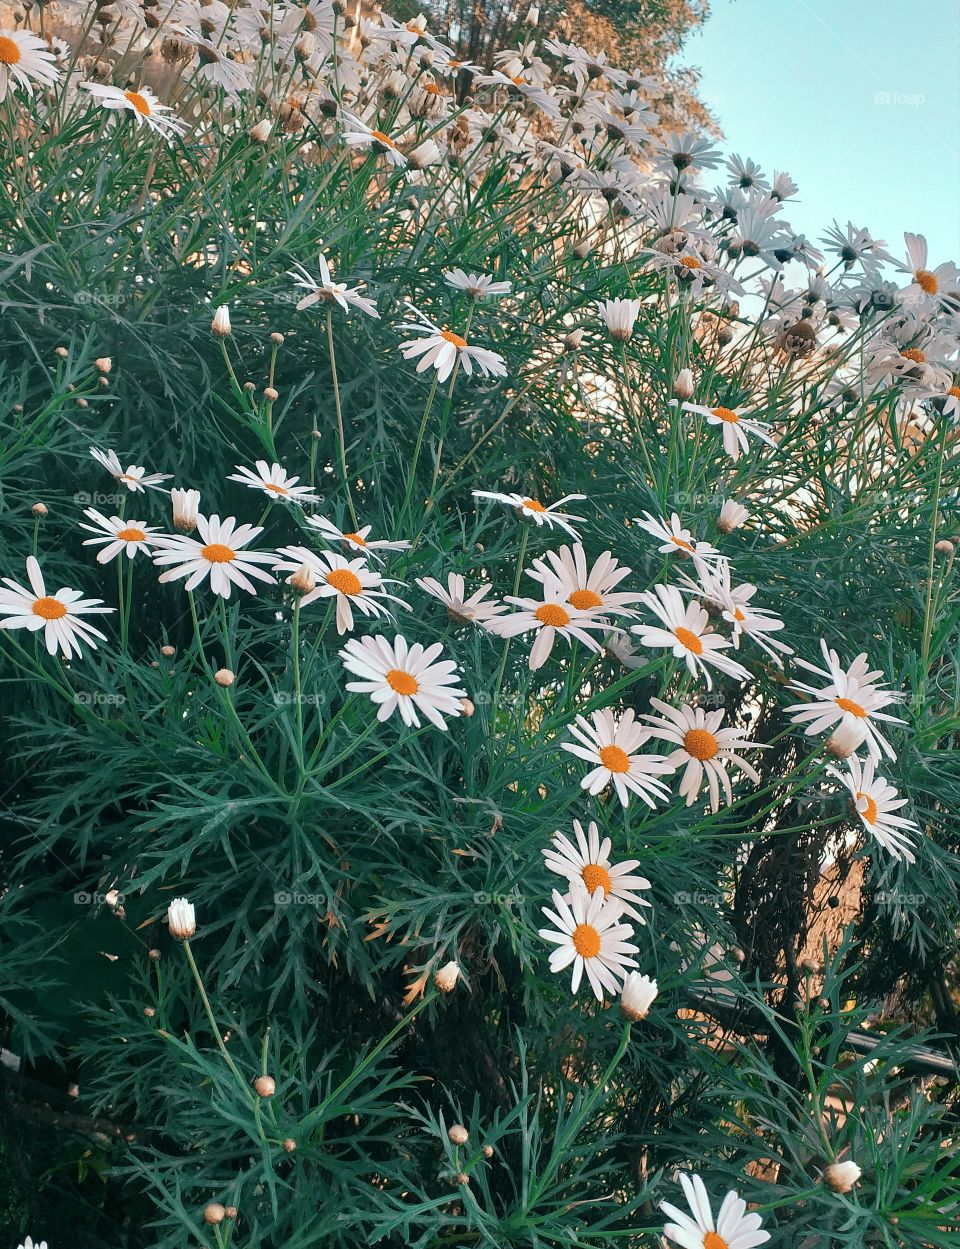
[79,509,160,564]
[289,255,380,318]
[538,882,639,1001]
[488,580,611,670]
[633,511,720,562]
[305,515,411,563]
[80,83,185,139]
[444,269,513,299]
[677,558,792,666]
[227,461,320,505]
[633,584,751,690]
[682,401,777,463]
[473,490,586,537]
[898,232,959,311]
[661,1173,770,1249]
[397,306,507,383]
[339,633,467,730]
[598,296,642,341]
[341,112,408,166]
[415,573,508,626]
[717,500,749,533]
[0,30,60,101]
[641,698,765,812]
[90,446,172,494]
[0,555,113,659]
[620,971,658,1020]
[17,1237,48,1249]
[785,639,906,761]
[543,819,652,923]
[828,754,919,864]
[526,542,644,618]
[562,707,674,808]
[273,546,410,634]
[152,515,277,599]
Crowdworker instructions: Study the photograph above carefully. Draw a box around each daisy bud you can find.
[673,368,695,400]
[456,1172,469,1185]
[271,332,284,345]
[482,1144,493,1158]
[214,668,235,687]
[287,563,317,596]
[935,539,954,556]
[170,486,200,533]
[264,386,279,401]
[433,960,461,993]
[211,305,232,337]
[76,397,89,408]
[160,644,176,657]
[619,972,658,1021]
[460,698,475,717]
[525,4,539,24]
[254,1074,276,1097]
[144,1006,155,1017]
[244,381,256,392]
[148,948,161,960]
[408,139,442,170]
[167,897,196,939]
[204,1203,226,1225]
[31,502,48,517]
[824,1160,862,1193]
[563,328,585,352]
[95,356,112,374]
[225,1207,238,1220]
[799,956,819,974]
[825,720,867,759]
[249,119,272,143]
[599,296,641,342]
[383,69,406,99]
[717,499,749,533]
[282,1137,297,1152]
[573,238,591,258]
[295,32,315,61]
[717,325,734,346]
[55,345,69,358]
[448,1124,469,1145]
[98,376,110,387]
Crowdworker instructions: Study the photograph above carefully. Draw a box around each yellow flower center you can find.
[581,863,612,895]
[733,607,746,622]
[678,255,702,269]
[0,35,21,65]
[704,1235,729,1249]
[116,527,147,542]
[568,589,604,610]
[440,329,468,348]
[599,744,631,773]
[856,791,878,824]
[571,922,601,959]
[522,499,546,512]
[510,74,525,86]
[835,696,867,718]
[32,595,67,620]
[901,347,926,363]
[684,727,718,760]
[124,90,152,115]
[915,269,938,295]
[670,535,694,553]
[949,386,960,399]
[326,568,363,596]
[370,129,397,149]
[342,531,367,546]
[674,626,703,655]
[264,482,289,494]
[712,406,740,423]
[201,543,236,563]
[535,603,570,628]
[386,669,418,696]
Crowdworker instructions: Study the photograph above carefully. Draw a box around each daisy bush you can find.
[1,1,960,1246]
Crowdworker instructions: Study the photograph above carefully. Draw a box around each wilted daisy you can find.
[682,401,777,463]
[597,296,642,341]
[415,573,508,626]
[489,580,611,670]
[538,883,639,1000]
[0,555,113,659]
[444,270,513,299]
[633,585,750,689]
[642,698,764,812]
[152,515,277,599]
[829,754,918,863]
[543,819,652,922]
[785,639,906,761]
[274,546,409,634]
[289,255,380,317]
[79,509,160,564]
[634,511,720,562]
[562,707,674,808]
[341,113,408,166]
[717,499,749,533]
[473,490,586,537]
[0,30,61,101]
[527,543,644,618]
[306,515,411,562]
[80,83,185,139]
[90,446,171,493]
[227,461,320,505]
[661,1174,770,1249]
[398,306,507,382]
[339,634,467,730]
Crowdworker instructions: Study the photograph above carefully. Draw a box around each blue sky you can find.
[674,0,960,266]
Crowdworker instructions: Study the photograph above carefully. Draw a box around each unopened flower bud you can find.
[825,721,867,759]
[95,356,112,374]
[264,386,279,401]
[673,368,695,400]
[619,972,658,1021]
[144,1006,156,1017]
[160,644,176,657]
[434,960,461,993]
[31,501,48,516]
[717,499,749,534]
[214,668,235,687]
[563,328,584,352]
[55,345,69,358]
[482,1144,493,1158]
[935,539,954,556]
[525,4,539,24]
[824,1160,861,1193]
[287,563,317,595]
[224,1206,237,1220]
[249,118,272,143]
[204,1203,226,1224]
[167,897,196,939]
[254,1074,276,1097]
[460,698,475,718]
[448,1124,469,1145]
[211,305,232,337]
[282,1137,296,1152]
[270,332,284,345]
[171,487,200,533]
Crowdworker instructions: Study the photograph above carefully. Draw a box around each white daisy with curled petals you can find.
[227,461,320,505]
[151,515,276,599]
[632,584,750,690]
[473,490,586,537]
[0,556,113,659]
[79,509,160,564]
[339,633,467,730]
[543,819,652,923]
[785,638,906,762]
[828,754,918,864]
[538,882,639,1001]
[527,542,644,618]
[289,255,380,318]
[677,558,792,666]
[90,446,172,493]
[274,546,409,634]
[633,511,719,563]
[661,1173,770,1249]
[0,29,61,101]
[562,707,674,808]
[305,515,411,563]
[398,305,507,383]
[641,698,765,812]
[415,573,508,627]
[488,580,611,670]
[444,269,513,299]
[681,401,777,463]
[341,112,408,166]
[80,82,185,140]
